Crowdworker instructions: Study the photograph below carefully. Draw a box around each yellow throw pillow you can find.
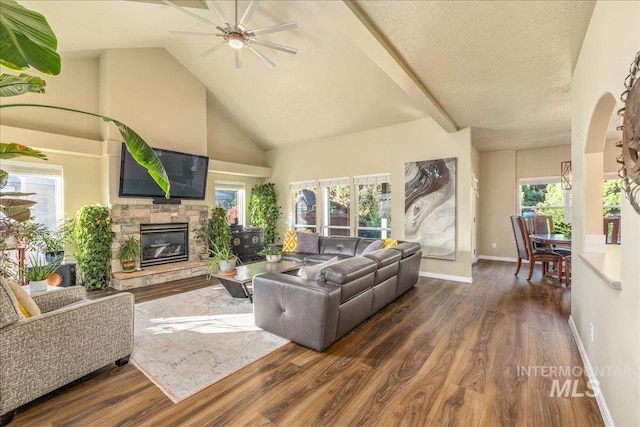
[383,238,399,248]
[282,230,297,252]
[7,280,41,318]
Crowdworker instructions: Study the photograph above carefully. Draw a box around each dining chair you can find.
[510,216,564,282]
[532,215,554,234]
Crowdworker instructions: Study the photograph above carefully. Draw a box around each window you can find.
[2,161,63,227]
[321,178,350,236]
[214,181,244,225]
[603,175,621,218]
[520,178,571,225]
[291,181,317,232]
[355,174,391,238]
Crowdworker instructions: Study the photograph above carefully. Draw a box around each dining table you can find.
[530,233,572,249]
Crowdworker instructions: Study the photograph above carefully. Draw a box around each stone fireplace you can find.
[110,203,210,290]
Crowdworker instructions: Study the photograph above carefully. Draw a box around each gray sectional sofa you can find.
[253,236,422,351]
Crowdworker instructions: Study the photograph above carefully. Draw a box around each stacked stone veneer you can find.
[110,203,209,290]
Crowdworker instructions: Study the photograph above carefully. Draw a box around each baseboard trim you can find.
[568,316,615,427]
[478,255,520,263]
[419,271,472,284]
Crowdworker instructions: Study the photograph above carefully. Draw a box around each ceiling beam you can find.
[316,0,457,133]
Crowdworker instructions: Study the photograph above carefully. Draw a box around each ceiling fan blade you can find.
[169,30,219,36]
[239,0,258,27]
[199,42,226,57]
[250,39,297,55]
[163,0,217,26]
[235,50,242,69]
[204,0,229,25]
[245,44,275,68]
[248,22,297,36]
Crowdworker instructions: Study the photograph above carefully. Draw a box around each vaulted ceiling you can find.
[20,0,595,152]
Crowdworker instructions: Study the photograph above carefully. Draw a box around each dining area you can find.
[510,215,572,285]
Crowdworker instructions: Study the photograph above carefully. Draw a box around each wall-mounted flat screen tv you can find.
[118,143,209,200]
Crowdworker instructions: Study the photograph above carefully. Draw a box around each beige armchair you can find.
[0,278,134,425]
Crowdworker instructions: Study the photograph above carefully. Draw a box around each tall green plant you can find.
[249,183,281,245]
[0,0,170,205]
[74,204,115,290]
[210,207,232,253]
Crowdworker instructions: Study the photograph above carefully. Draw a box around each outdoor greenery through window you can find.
[2,161,63,228]
[520,181,570,226]
[290,174,391,238]
[603,177,621,217]
[356,175,391,238]
[322,179,350,236]
[292,183,317,232]
[214,182,244,225]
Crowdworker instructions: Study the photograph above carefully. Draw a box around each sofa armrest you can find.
[253,272,341,351]
[0,292,134,415]
[31,286,86,313]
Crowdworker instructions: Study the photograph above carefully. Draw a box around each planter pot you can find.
[121,260,136,272]
[45,251,64,263]
[265,254,282,263]
[218,258,237,272]
[29,279,48,292]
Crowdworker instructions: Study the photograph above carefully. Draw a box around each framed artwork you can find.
[404,158,456,260]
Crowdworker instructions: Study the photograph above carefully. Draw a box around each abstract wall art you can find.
[404,158,456,260]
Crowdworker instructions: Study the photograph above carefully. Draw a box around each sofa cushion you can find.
[361,240,384,255]
[282,230,298,252]
[7,280,41,318]
[322,237,360,257]
[392,242,421,258]
[323,257,377,303]
[281,252,306,263]
[363,248,402,268]
[303,254,351,264]
[1,277,20,327]
[296,232,319,254]
[383,238,399,248]
[297,256,339,281]
[354,238,377,256]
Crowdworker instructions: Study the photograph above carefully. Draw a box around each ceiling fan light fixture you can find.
[228,35,244,49]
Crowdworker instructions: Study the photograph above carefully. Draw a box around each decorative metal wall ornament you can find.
[616,51,640,214]
[561,160,572,190]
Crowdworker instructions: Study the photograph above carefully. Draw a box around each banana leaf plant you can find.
[0,0,170,222]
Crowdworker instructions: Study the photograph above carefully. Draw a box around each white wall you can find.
[571,1,640,425]
[267,118,474,281]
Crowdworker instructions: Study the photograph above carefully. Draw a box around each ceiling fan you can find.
[163,0,298,69]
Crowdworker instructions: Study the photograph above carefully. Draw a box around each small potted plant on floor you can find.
[258,244,283,263]
[25,254,61,292]
[207,241,239,276]
[118,235,140,273]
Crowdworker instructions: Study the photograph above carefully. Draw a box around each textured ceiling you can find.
[18,0,595,152]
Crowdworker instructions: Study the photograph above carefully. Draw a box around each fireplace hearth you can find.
[140,223,189,267]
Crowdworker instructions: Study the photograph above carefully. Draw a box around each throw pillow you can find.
[383,238,399,248]
[362,240,384,255]
[7,280,41,318]
[297,256,339,281]
[282,230,297,252]
[295,232,319,254]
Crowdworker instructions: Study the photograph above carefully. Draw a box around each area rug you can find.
[131,284,289,403]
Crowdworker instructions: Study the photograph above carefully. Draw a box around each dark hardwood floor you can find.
[12,260,603,426]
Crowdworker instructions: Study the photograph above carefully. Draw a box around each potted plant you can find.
[118,235,140,273]
[258,244,283,263]
[193,215,214,260]
[74,204,115,289]
[248,183,281,245]
[25,254,61,292]
[33,219,74,262]
[207,242,239,277]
